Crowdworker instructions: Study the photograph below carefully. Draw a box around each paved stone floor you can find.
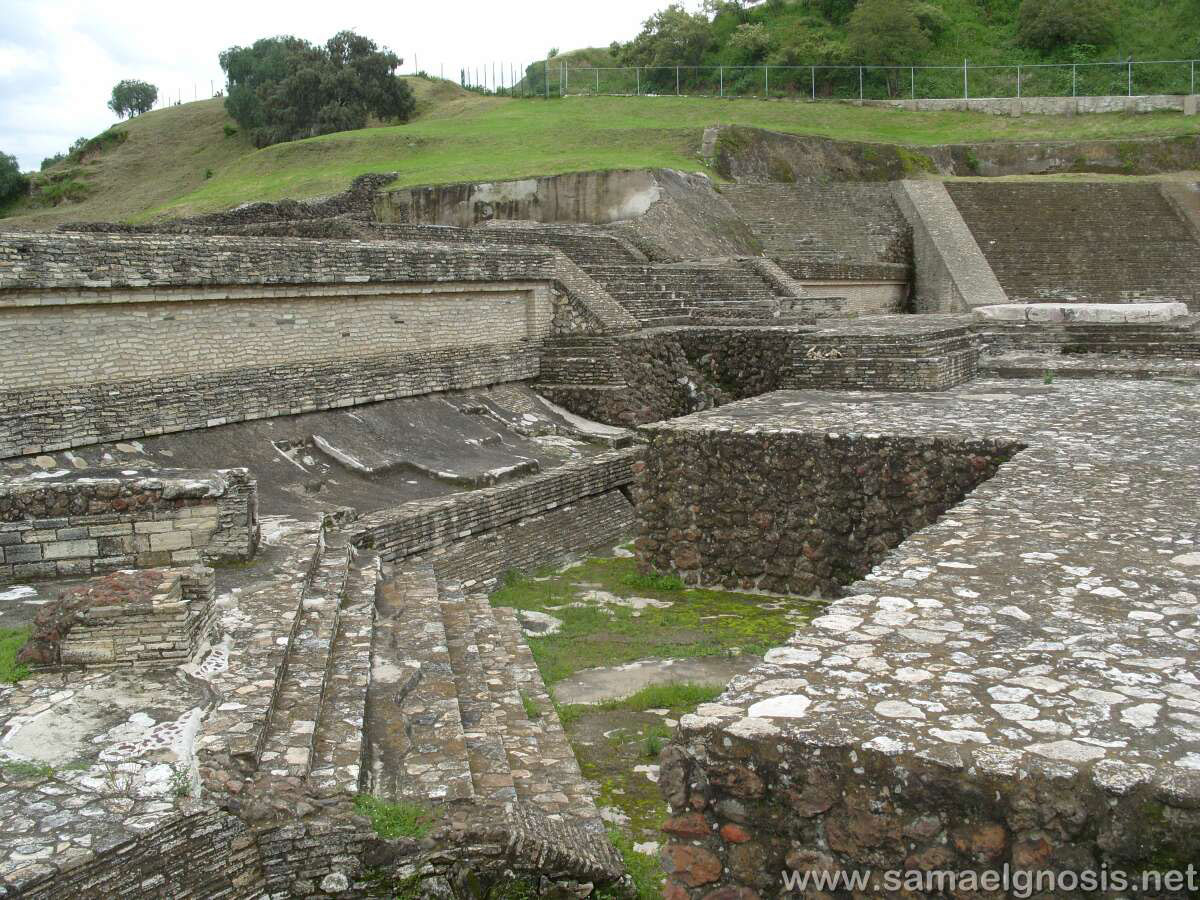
[675,378,1200,782]
[0,515,318,883]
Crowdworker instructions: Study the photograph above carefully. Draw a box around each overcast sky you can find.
[1,0,686,171]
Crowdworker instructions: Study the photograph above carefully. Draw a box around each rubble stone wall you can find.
[0,469,258,584]
[634,426,1017,596]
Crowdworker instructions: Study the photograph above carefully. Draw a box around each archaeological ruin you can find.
[0,130,1198,897]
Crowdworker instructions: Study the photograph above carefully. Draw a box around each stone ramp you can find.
[364,563,619,875]
[893,180,1008,313]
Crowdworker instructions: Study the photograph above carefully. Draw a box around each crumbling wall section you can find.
[0,468,258,584]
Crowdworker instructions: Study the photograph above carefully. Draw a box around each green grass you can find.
[353,795,434,839]
[557,681,726,729]
[490,557,819,685]
[0,628,32,684]
[0,759,54,779]
[6,74,1199,228]
[596,827,666,900]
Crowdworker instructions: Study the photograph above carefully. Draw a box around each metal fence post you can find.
[859,66,864,101]
[676,66,680,95]
[720,65,724,97]
[1016,65,1021,99]
[545,60,549,98]
[1128,60,1133,97]
[963,59,969,100]
[563,63,568,96]
[764,65,769,97]
[636,67,640,96]
[911,66,916,100]
[811,66,816,101]
[1072,64,1077,97]
[596,68,600,94]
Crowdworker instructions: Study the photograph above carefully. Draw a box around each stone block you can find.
[42,540,99,561]
[3,543,44,563]
[150,531,193,552]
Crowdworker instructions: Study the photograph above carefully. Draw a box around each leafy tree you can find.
[0,153,27,208]
[219,30,415,148]
[1017,0,1118,53]
[848,0,932,64]
[40,153,65,171]
[107,80,158,118]
[616,4,713,68]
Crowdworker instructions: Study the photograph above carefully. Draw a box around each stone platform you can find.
[649,379,1200,896]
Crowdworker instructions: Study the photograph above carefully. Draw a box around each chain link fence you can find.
[464,59,1200,102]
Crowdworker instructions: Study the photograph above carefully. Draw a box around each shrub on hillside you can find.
[0,153,28,207]
[1017,0,1118,53]
[108,79,158,118]
[219,30,416,148]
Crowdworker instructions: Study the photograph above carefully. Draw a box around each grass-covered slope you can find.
[3,74,1199,227]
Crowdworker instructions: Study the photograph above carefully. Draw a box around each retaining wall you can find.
[0,232,558,459]
[634,422,1015,596]
[861,92,1199,116]
[351,449,638,579]
[0,469,258,584]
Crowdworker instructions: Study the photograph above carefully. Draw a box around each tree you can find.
[1017,0,1118,53]
[848,0,931,65]
[616,4,713,68]
[219,30,415,148]
[107,80,158,118]
[0,153,27,208]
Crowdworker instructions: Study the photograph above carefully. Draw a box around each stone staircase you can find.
[947,182,1200,308]
[579,261,782,326]
[979,316,1200,359]
[720,182,912,264]
[364,564,620,878]
[248,527,379,796]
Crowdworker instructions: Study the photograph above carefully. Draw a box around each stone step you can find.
[309,551,378,795]
[363,565,475,804]
[439,583,520,808]
[490,604,605,835]
[257,534,350,778]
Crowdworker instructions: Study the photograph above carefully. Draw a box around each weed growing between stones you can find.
[0,759,54,779]
[519,691,542,720]
[0,628,31,683]
[353,795,435,839]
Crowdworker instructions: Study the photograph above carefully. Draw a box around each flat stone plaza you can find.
[643,379,1200,892]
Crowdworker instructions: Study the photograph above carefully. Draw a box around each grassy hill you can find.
[3,74,1199,227]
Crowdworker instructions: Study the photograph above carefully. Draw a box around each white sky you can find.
[1,0,685,171]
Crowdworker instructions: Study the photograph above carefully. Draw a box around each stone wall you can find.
[351,449,637,562]
[375,170,664,227]
[0,232,558,458]
[20,566,216,668]
[539,327,796,427]
[0,469,258,584]
[634,422,1017,596]
[12,804,264,899]
[862,92,1199,117]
